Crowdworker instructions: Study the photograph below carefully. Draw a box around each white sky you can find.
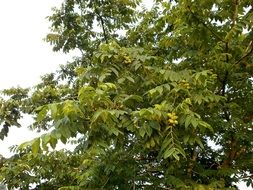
[0,0,73,158]
[0,1,251,189]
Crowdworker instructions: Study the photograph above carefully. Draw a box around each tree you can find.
[0,0,253,189]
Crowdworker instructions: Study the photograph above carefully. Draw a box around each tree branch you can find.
[96,0,108,43]
[232,0,239,27]
[97,13,108,43]
[221,137,237,168]
[187,147,197,177]
[187,6,224,42]
[234,41,253,65]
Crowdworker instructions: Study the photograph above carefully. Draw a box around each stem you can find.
[97,14,108,43]
[187,147,197,177]
[187,6,224,42]
[96,0,108,43]
[221,137,237,168]
[234,41,253,65]
[232,0,239,27]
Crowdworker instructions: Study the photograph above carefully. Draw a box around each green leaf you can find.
[32,138,40,156]
[110,67,119,77]
[59,125,71,138]
[49,103,58,119]
[145,124,152,137]
[149,120,160,131]
[163,147,176,159]
[191,118,198,128]
[36,105,48,122]
[126,76,135,83]
[160,138,173,152]
[195,136,204,149]
[172,152,180,161]
[109,126,121,136]
[185,115,192,128]
[49,137,57,149]
[199,120,213,131]
[41,134,51,144]
[139,126,146,137]
[91,110,108,123]
[183,134,190,144]
[123,95,143,107]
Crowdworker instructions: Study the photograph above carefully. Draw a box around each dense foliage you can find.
[0,0,253,189]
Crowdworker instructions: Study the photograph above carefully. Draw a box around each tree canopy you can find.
[0,0,253,189]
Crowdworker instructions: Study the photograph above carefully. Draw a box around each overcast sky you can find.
[0,1,251,189]
[0,0,73,158]
[0,0,72,89]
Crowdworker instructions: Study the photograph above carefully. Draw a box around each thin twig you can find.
[97,0,108,43]
[234,41,253,65]
[97,14,108,43]
[187,6,224,42]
